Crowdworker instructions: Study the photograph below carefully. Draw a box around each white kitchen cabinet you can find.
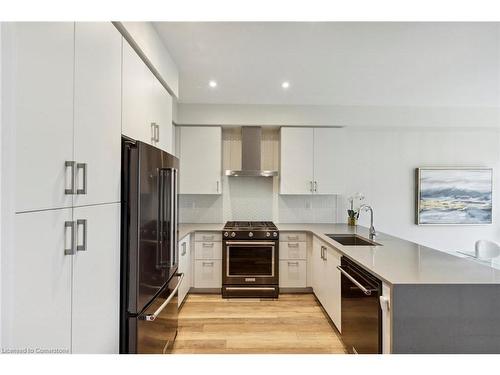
[279,260,307,288]
[179,126,222,194]
[280,127,340,195]
[122,40,156,144]
[11,23,75,212]
[153,76,173,153]
[72,203,120,353]
[178,235,192,307]
[279,241,307,260]
[280,127,314,194]
[73,22,122,207]
[194,260,222,288]
[6,209,73,352]
[312,236,341,332]
[313,128,342,195]
[194,241,223,260]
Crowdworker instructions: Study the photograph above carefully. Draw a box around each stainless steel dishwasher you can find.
[338,256,382,354]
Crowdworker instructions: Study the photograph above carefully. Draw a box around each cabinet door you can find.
[11,23,74,212]
[280,127,314,194]
[74,22,122,207]
[324,247,342,332]
[5,209,73,352]
[153,78,173,153]
[279,260,307,288]
[194,260,222,288]
[311,236,326,303]
[122,41,155,144]
[179,126,222,194]
[72,203,120,353]
[178,235,191,306]
[313,128,342,195]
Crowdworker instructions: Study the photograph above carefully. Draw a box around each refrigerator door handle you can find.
[157,169,164,269]
[140,273,184,322]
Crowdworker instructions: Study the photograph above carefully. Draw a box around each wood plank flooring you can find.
[172,293,347,354]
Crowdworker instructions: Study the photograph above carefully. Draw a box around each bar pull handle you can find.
[288,242,299,248]
[181,242,187,256]
[151,122,157,143]
[202,242,215,248]
[309,181,313,193]
[64,221,75,255]
[65,161,76,195]
[320,245,325,260]
[216,181,220,193]
[141,273,184,321]
[155,124,160,142]
[76,163,87,195]
[76,219,87,251]
[337,266,377,296]
[314,181,318,193]
[202,235,214,241]
[288,261,299,266]
[287,235,299,241]
[322,246,327,261]
[202,261,214,266]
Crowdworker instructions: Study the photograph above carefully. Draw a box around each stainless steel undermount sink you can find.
[325,234,381,246]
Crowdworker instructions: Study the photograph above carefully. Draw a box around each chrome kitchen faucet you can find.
[358,204,376,239]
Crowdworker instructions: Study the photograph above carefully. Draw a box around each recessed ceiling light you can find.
[281,81,290,89]
[209,80,217,88]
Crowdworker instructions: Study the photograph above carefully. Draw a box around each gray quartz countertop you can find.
[179,223,500,285]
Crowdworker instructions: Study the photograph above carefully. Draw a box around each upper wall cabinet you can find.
[73,22,122,206]
[11,23,75,212]
[122,41,173,153]
[178,126,222,194]
[280,127,341,195]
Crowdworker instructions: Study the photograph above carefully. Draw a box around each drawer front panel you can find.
[194,241,222,260]
[279,260,307,288]
[194,260,222,288]
[194,232,222,242]
[279,241,307,260]
[281,232,307,242]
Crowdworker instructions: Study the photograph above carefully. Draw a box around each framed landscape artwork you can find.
[415,168,493,225]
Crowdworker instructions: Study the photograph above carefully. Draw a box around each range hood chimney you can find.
[225,127,279,177]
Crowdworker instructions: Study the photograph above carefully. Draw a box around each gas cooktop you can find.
[223,221,278,231]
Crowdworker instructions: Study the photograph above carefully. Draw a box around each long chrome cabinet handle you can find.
[225,287,276,291]
[76,163,87,195]
[151,122,156,143]
[64,221,75,255]
[309,181,313,193]
[216,181,220,193]
[314,181,318,192]
[337,266,377,296]
[141,273,184,322]
[76,219,87,251]
[155,124,160,142]
[65,161,76,195]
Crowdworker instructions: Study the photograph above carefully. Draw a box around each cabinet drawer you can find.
[194,232,222,242]
[279,260,307,288]
[279,241,307,260]
[194,241,222,260]
[194,260,222,288]
[281,232,307,242]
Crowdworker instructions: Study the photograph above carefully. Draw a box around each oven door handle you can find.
[337,266,377,296]
[225,241,276,245]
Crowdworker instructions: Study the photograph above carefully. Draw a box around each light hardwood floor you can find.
[172,293,347,354]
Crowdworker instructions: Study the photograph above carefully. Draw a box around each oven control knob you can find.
[266,232,271,237]
[248,232,254,238]
[231,232,236,238]
[224,232,229,237]
[273,232,278,237]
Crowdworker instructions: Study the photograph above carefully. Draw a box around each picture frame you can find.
[415,167,493,225]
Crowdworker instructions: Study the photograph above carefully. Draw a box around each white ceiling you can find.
[154,22,500,107]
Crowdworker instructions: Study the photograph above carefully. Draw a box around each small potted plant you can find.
[347,193,365,226]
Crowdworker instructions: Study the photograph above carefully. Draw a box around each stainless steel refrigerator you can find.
[120,137,182,354]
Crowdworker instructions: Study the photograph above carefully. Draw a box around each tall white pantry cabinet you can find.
[2,22,125,353]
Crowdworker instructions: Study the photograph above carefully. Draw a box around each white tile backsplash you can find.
[278,195,337,223]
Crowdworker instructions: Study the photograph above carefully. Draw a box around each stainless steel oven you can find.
[222,222,279,298]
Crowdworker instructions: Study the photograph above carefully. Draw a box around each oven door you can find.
[224,241,277,285]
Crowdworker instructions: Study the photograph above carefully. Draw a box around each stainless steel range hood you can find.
[225,127,279,177]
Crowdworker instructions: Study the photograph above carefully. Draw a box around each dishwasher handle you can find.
[337,265,378,296]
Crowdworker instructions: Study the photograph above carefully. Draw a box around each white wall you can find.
[332,127,500,254]
[177,103,500,128]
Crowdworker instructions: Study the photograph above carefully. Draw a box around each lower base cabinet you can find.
[178,235,192,306]
[5,203,120,353]
[312,236,342,332]
[279,260,307,288]
[194,260,222,288]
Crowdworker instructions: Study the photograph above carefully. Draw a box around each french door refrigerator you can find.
[120,137,183,354]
